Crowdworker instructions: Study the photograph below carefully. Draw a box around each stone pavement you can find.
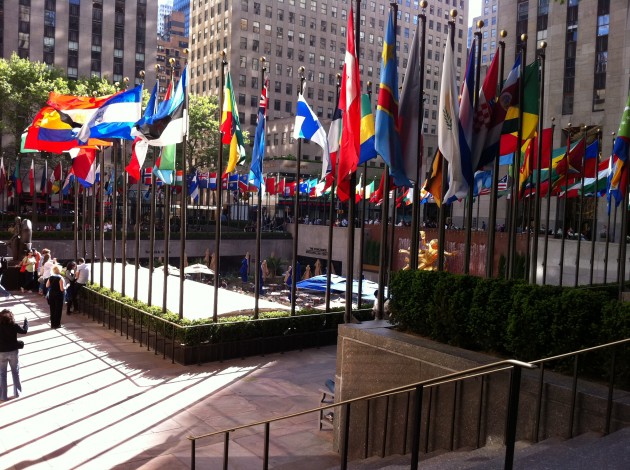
[0,292,340,469]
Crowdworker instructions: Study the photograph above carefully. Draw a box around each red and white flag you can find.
[29,160,35,196]
[336,5,361,202]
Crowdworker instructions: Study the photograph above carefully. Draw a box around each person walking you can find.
[64,261,77,315]
[46,265,66,329]
[0,257,9,298]
[0,309,28,401]
[19,250,37,293]
[73,258,90,313]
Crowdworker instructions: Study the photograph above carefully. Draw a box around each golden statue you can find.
[399,231,455,271]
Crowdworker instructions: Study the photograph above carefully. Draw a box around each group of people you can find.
[16,248,89,329]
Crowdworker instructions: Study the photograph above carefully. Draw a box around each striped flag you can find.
[336,5,361,202]
[221,72,246,175]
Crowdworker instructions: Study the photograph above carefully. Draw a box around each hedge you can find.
[389,270,630,385]
[83,283,371,348]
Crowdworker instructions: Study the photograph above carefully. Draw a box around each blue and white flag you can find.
[188,170,200,202]
[248,80,268,191]
[77,85,143,143]
[294,94,329,163]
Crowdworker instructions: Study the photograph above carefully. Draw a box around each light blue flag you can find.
[248,81,268,191]
[294,94,329,163]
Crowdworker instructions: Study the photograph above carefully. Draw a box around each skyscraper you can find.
[1,0,158,86]
[189,0,469,178]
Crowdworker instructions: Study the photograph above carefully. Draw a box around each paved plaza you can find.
[0,292,340,469]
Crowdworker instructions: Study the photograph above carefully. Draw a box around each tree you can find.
[0,53,68,155]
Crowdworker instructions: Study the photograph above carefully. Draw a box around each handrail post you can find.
[410,384,424,470]
[534,362,545,443]
[341,402,351,470]
[504,366,523,470]
[569,355,579,438]
[190,438,196,470]
[223,431,230,470]
[605,349,616,435]
[263,422,270,470]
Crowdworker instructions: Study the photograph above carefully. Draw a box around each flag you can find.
[49,162,62,194]
[364,180,375,200]
[295,93,329,158]
[126,137,149,183]
[518,139,534,195]
[473,170,492,197]
[77,85,143,143]
[354,174,363,203]
[28,160,35,196]
[358,94,377,164]
[0,158,6,193]
[324,108,342,189]
[276,178,285,195]
[238,173,249,193]
[209,172,217,190]
[134,66,188,146]
[189,170,200,202]
[135,82,159,131]
[153,144,176,185]
[40,162,48,195]
[12,159,22,195]
[70,148,97,186]
[284,181,296,197]
[20,129,39,153]
[502,60,540,143]
[25,92,115,153]
[453,38,476,201]
[221,72,246,175]
[375,9,409,188]
[248,79,269,191]
[560,161,610,198]
[608,92,630,209]
[265,177,276,195]
[477,55,521,169]
[423,149,444,206]
[143,167,153,185]
[472,50,499,170]
[336,5,361,202]
[62,169,74,196]
[438,28,462,203]
[399,19,423,183]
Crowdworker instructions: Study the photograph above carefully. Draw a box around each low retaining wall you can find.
[334,323,630,460]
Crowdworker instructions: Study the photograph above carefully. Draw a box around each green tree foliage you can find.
[0,53,68,154]
[186,94,221,170]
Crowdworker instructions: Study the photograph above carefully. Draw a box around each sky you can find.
[468,0,482,27]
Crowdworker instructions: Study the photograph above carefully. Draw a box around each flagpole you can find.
[530,41,547,284]
[213,51,227,322]
[325,75,341,312]
[146,71,158,307]
[290,67,306,316]
[148,147,158,306]
[542,118,556,285]
[464,21,483,275]
[99,151,105,287]
[121,141,128,297]
[90,157,96,283]
[559,124,571,286]
[254,56,267,320]
[74,176,79,260]
[486,31,507,278]
[31,160,37,228]
[162,178,171,313]
[410,3,427,271]
[438,10,457,272]
[574,125,589,287]
[357,83,372,308]
[376,171,390,317]
[589,128,602,285]
[179,51,190,320]
[508,36,527,279]
[604,132,615,284]
[617,132,630,299]
[82,181,87,261]
[110,141,119,290]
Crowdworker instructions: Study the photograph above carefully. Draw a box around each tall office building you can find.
[470,0,498,66]
[497,0,630,232]
[173,0,191,38]
[189,0,469,178]
[0,0,158,87]
[157,9,188,100]
[158,0,174,39]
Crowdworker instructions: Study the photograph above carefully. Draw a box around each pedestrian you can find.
[40,252,55,296]
[0,309,28,401]
[73,258,90,313]
[46,265,66,329]
[0,257,9,298]
[64,261,77,315]
[19,250,37,293]
[239,255,249,283]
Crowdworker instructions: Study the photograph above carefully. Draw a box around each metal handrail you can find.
[188,359,536,470]
[187,359,534,442]
[530,337,630,365]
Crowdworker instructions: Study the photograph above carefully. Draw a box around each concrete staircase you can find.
[330,427,630,469]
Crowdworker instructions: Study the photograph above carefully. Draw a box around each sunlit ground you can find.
[0,294,337,469]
